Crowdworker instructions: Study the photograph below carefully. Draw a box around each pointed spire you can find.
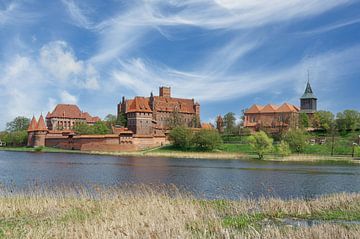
[301,80,317,99]
[27,116,38,132]
[36,115,48,131]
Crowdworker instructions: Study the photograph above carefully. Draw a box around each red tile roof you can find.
[124,93,198,114]
[36,115,48,131]
[245,104,264,114]
[154,96,196,113]
[127,97,152,113]
[27,116,38,132]
[245,103,299,114]
[46,104,100,124]
[277,103,299,113]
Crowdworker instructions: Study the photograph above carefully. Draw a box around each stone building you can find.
[243,81,317,133]
[117,86,201,136]
[46,104,101,130]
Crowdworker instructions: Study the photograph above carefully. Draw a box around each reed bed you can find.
[0,185,359,238]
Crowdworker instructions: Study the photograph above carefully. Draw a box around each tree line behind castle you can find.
[0,84,359,158]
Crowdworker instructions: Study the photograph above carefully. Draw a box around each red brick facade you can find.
[244,103,300,133]
[118,86,201,136]
[46,104,100,130]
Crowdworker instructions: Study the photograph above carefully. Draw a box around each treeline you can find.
[300,110,360,133]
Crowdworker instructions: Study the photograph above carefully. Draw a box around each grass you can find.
[0,146,80,154]
[0,186,359,238]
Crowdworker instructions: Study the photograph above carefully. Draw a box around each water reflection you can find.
[0,151,359,199]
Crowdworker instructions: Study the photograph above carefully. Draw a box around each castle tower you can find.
[159,86,171,97]
[33,115,48,147]
[300,80,317,114]
[27,116,38,147]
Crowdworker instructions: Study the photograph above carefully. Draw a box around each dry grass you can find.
[0,185,359,239]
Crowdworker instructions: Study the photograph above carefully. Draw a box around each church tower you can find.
[300,80,317,114]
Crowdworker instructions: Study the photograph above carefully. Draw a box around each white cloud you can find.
[60,90,78,104]
[299,17,360,35]
[0,40,100,128]
[87,0,352,66]
[0,1,39,26]
[112,45,360,103]
[40,41,100,89]
[40,41,83,81]
[61,0,92,29]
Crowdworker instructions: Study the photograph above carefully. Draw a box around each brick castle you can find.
[27,86,201,151]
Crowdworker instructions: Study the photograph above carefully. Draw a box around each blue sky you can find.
[0,0,359,129]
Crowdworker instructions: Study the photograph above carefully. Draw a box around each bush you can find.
[193,129,222,151]
[276,141,291,157]
[93,121,111,135]
[169,126,194,149]
[248,131,273,159]
[73,121,110,135]
[0,130,28,146]
[284,129,307,153]
[34,146,44,152]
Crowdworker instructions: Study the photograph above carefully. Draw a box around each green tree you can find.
[6,116,30,132]
[223,112,236,134]
[169,126,194,149]
[284,129,307,153]
[276,141,291,157]
[0,131,28,146]
[117,112,127,127]
[92,121,110,135]
[299,113,310,128]
[336,110,360,132]
[193,129,222,151]
[73,122,92,135]
[312,111,335,132]
[248,131,273,160]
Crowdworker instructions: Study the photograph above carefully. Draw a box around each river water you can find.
[0,151,359,199]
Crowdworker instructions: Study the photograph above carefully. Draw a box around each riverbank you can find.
[0,186,359,238]
[0,146,360,164]
[1,146,359,164]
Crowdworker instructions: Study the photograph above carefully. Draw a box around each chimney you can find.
[159,86,171,97]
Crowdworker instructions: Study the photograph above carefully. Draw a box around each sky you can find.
[0,0,359,129]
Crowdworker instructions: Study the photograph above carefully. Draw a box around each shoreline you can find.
[1,146,359,164]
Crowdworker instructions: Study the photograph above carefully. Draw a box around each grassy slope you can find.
[0,187,359,239]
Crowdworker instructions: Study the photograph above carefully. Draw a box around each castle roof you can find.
[154,96,196,113]
[127,97,152,113]
[46,104,100,123]
[36,115,48,131]
[301,81,317,99]
[277,103,300,113]
[261,104,279,113]
[27,116,38,132]
[245,104,264,114]
[124,95,197,114]
[245,103,299,114]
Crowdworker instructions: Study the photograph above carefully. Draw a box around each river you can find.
[0,151,359,199]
